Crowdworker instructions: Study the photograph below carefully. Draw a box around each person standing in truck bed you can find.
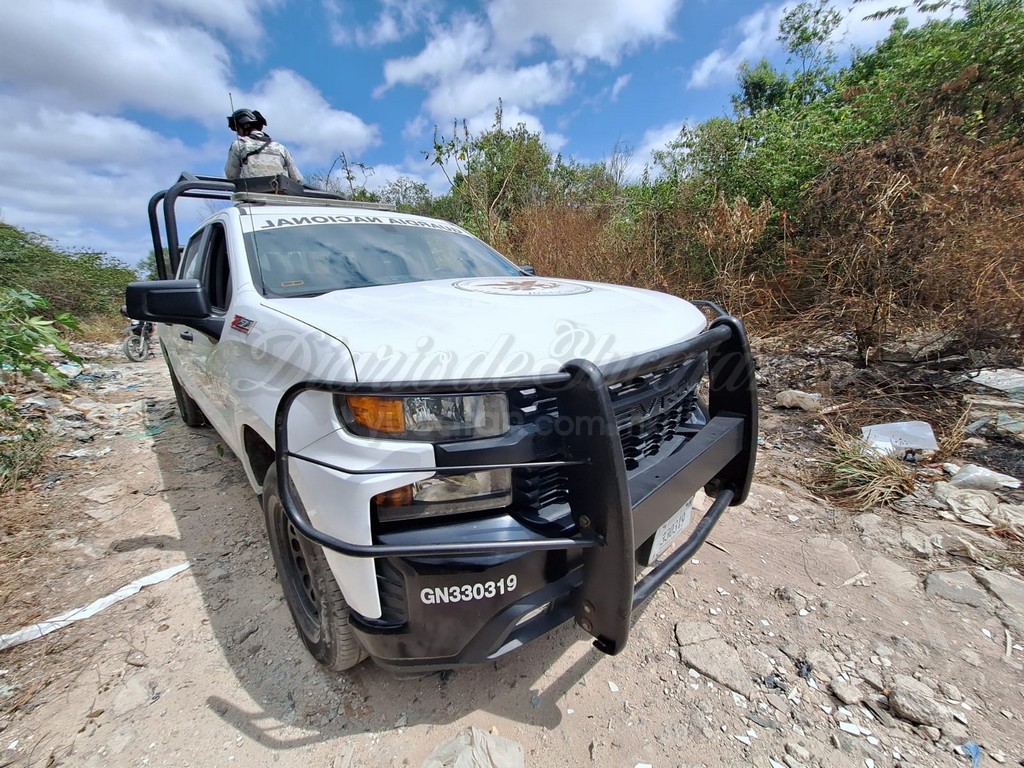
[225,109,304,183]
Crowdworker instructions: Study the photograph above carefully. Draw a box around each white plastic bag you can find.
[949,463,1021,491]
[421,727,525,768]
[860,421,938,458]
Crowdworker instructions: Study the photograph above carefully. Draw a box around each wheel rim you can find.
[272,497,322,639]
[125,336,146,361]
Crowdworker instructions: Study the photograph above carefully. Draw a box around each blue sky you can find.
[0,0,929,269]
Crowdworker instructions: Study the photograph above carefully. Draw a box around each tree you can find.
[843,0,1024,138]
[732,59,792,116]
[778,0,842,103]
[426,102,553,244]
[305,152,379,200]
[0,224,134,318]
[138,249,167,281]
[379,177,433,214]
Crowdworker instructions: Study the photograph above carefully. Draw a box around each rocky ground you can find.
[0,341,1022,768]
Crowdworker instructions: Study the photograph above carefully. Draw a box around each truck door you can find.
[164,228,208,394]
[184,221,235,439]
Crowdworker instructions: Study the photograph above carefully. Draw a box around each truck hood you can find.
[265,277,707,383]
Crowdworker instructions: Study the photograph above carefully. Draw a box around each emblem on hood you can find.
[453,278,591,296]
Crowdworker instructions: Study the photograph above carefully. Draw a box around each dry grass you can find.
[0,420,51,496]
[74,312,124,343]
[815,421,917,510]
[803,118,1024,359]
[509,117,1023,359]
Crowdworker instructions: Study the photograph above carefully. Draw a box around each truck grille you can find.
[513,356,705,514]
[618,392,699,470]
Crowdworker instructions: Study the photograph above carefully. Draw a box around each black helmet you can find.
[227,108,267,131]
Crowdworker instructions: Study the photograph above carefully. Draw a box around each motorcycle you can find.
[121,319,154,362]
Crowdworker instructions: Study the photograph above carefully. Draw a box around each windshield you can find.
[243,218,521,297]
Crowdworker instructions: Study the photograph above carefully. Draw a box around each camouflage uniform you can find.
[225,131,303,182]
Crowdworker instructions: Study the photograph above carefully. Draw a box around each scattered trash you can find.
[958,741,982,768]
[860,421,938,459]
[775,390,822,412]
[421,727,524,768]
[948,464,1021,491]
[58,447,113,460]
[764,673,789,693]
[0,562,191,651]
[970,368,1024,395]
[994,412,1024,438]
[930,482,1024,535]
[55,362,83,378]
[607,681,619,693]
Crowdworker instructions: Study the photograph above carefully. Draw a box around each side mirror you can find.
[519,265,536,276]
[126,280,224,338]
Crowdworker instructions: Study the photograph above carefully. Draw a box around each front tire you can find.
[262,465,366,671]
[164,349,207,427]
[122,334,147,362]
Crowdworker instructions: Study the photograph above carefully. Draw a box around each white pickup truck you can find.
[127,173,757,674]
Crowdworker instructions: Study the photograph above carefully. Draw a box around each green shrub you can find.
[0,288,79,382]
[0,223,136,319]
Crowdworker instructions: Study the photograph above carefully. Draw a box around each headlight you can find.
[336,393,509,441]
[373,469,512,523]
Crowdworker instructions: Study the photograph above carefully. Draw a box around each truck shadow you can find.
[117,395,607,752]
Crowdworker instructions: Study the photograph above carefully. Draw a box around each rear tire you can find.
[164,351,207,427]
[122,334,147,362]
[262,465,366,671]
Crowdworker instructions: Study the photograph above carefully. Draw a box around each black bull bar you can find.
[273,312,757,656]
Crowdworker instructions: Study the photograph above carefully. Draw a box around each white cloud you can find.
[242,70,380,163]
[402,115,430,142]
[687,0,953,91]
[424,62,573,123]
[837,0,952,50]
[107,0,282,43]
[623,120,691,180]
[378,18,491,93]
[328,0,436,47]
[487,0,681,64]
[610,74,632,101]
[687,3,785,89]
[2,99,192,170]
[378,1,675,163]
[0,0,234,119]
[0,1,376,265]
[0,98,198,221]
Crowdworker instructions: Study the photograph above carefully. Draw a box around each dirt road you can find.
[1,346,1022,767]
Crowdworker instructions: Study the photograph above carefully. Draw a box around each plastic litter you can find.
[775,390,822,412]
[0,562,191,651]
[995,412,1024,436]
[55,362,83,378]
[970,368,1024,394]
[949,463,1021,491]
[959,741,981,768]
[421,727,524,768]
[860,421,938,458]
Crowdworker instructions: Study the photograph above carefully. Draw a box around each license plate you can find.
[648,497,695,564]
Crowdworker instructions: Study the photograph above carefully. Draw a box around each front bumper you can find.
[275,308,757,668]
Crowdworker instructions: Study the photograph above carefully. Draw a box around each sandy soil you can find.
[1,345,1022,768]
